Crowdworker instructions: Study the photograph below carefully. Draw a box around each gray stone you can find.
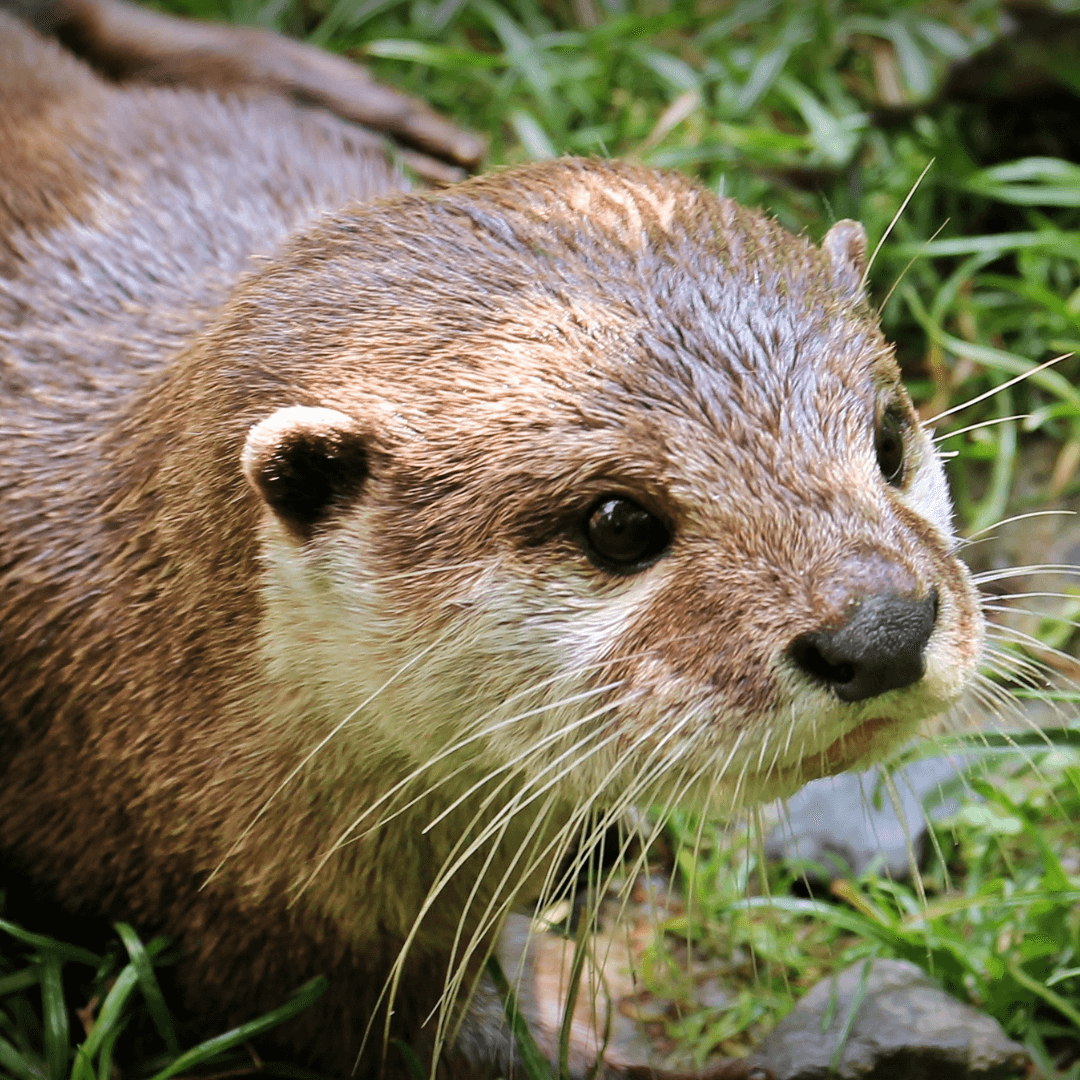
[765,756,973,883]
[751,958,1029,1080]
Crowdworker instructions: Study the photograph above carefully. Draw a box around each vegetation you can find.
[5,0,1080,1076]
[652,729,1080,1075]
[0,917,328,1080]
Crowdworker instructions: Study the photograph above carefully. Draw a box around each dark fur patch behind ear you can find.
[243,407,368,540]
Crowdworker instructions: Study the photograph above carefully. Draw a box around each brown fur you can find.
[0,13,983,1079]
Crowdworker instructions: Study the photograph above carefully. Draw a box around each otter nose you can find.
[789,590,939,703]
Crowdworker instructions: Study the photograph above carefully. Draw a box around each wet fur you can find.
[0,14,984,1078]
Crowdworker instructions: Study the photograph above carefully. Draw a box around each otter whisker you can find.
[957,508,1076,542]
[983,592,1080,607]
[981,631,1062,673]
[965,679,1052,744]
[983,623,1080,682]
[862,157,934,288]
[426,702,635,843]
[932,415,1028,446]
[370,780,564,1074]
[443,710,709,991]
[977,651,1056,697]
[963,673,1030,724]
[563,723,710,899]
[536,742,692,923]
[982,607,1080,646]
[389,706,637,957]
[974,563,1080,584]
[304,693,636,909]
[424,759,641,1048]
[327,643,686,853]
[944,697,1067,807]
[880,770,927,907]
[204,627,458,887]
[877,217,950,316]
[420,691,637,835]
[464,704,693,903]
[295,663,651,888]
[970,666,1062,733]
[473,766,680,1007]
[416,737,644,1006]
[640,741,731,901]
[925,352,1073,425]
[431,787,569,1052]
[365,680,628,836]
[753,725,775,773]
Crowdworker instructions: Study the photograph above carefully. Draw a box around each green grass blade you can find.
[886,19,934,100]
[897,231,1080,259]
[39,957,67,1080]
[631,46,700,93]
[145,977,328,1080]
[308,0,399,44]
[902,285,1080,412]
[1008,959,1080,1032]
[472,0,553,109]
[0,1033,44,1080]
[364,39,505,68]
[965,157,1080,206]
[390,1039,426,1080]
[79,964,139,1062]
[94,1027,122,1080]
[698,0,777,46]
[0,969,40,997]
[828,958,873,1073]
[114,924,179,1054]
[775,73,860,166]
[70,1046,94,1080]
[735,41,792,114]
[0,921,100,968]
[509,110,557,159]
[914,17,972,60]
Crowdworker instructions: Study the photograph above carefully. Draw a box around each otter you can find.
[0,7,984,1078]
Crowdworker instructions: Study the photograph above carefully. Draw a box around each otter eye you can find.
[585,497,670,571]
[875,406,907,487]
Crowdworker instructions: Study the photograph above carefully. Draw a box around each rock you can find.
[750,958,1029,1080]
[765,756,972,883]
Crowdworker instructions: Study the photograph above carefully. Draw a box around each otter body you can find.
[0,14,983,1078]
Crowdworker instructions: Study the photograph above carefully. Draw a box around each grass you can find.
[645,724,1080,1074]
[7,0,1080,1075]
[0,913,330,1080]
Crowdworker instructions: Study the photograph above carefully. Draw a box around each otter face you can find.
[237,160,983,818]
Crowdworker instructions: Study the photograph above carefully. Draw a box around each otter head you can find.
[230,159,983,822]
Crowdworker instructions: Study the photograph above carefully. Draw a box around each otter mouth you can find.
[747,716,898,797]
[799,716,893,780]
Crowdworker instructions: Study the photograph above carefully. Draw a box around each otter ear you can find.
[821,219,868,299]
[242,407,368,540]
